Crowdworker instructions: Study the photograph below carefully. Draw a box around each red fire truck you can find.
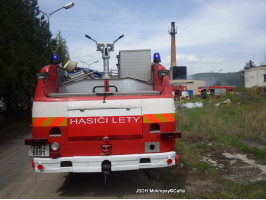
[25,34,181,176]
[171,84,189,101]
[208,86,236,93]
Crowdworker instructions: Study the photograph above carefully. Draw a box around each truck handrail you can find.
[93,85,118,93]
[47,91,160,98]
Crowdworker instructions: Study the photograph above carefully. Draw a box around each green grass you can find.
[176,92,266,153]
[215,135,266,161]
[167,90,266,198]
[202,180,266,199]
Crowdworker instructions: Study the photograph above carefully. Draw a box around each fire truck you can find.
[25,34,181,177]
[198,86,236,99]
[170,84,189,101]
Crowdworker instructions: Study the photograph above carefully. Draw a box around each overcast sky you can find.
[38,0,266,74]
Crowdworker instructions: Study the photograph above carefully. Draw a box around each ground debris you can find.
[222,152,266,184]
[215,98,231,107]
[201,156,224,169]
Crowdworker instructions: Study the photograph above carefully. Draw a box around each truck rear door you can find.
[68,108,142,140]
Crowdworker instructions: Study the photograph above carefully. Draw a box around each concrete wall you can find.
[245,65,266,88]
[170,80,206,96]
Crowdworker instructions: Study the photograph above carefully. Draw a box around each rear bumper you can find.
[33,151,178,173]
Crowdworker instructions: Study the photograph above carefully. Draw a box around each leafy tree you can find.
[0,0,71,114]
[0,0,53,113]
[244,60,256,70]
[55,31,70,66]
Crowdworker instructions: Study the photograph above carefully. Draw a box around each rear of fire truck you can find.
[25,34,181,176]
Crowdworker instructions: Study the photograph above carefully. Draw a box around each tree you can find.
[0,1,71,115]
[55,31,70,66]
[244,60,256,70]
[0,0,53,114]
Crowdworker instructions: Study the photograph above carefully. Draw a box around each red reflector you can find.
[31,160,35,169]
[160,132,181,140]
[175,154,179,164]
[167,159,173,164]
[37,164,44,170]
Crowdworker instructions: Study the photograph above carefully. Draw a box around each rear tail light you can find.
[160,132,181,140]
[25,138,48,145]
[51,142,60,151]
[50,142,61,158]
[37,164,44,170]
[167,158,173,164]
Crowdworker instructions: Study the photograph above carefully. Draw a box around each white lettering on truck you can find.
[69,116,141,125]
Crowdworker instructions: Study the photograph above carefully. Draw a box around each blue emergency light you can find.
[153,52,161,63]
[51,53,60,64]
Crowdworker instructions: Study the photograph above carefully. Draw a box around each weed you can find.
[172,92,266,198]
[215,135,266,161]
[205,180,266,198]
[176,93,266,142]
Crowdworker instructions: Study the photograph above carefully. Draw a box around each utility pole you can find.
[39,2,74,63]
[215,69,222,85]
[39,2,74,30]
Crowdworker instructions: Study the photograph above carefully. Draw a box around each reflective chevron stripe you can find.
[143,113,175,123]
[32,117,67,127]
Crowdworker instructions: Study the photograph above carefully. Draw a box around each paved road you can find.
[0,123,170,199]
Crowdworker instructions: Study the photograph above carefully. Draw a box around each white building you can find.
[244,65,266,88]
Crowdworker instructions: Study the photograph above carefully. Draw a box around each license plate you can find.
[28,145,50,157]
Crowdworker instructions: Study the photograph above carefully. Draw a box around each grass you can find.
[202,180,266,199]
[161,89,266,198]
[215,135,266,161]
[176,90,266,162]
[176,91,266,149]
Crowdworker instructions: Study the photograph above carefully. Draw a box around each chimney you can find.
[169,22,177,80]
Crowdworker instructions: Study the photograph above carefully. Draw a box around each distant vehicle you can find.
[198,86,236,99]
[208,86,236,93]
[171,84,189,101]
[24,34,181,179]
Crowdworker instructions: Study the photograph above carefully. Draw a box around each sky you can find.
[38,0,266,75]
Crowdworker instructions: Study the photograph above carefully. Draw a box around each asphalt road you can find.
[0,123,171,199]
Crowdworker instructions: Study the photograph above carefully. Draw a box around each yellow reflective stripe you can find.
[153,114,168,122]
[32,118,38,125]
[32,117,67,127]
[58,118,67,126]
[143,113,175,123]
[143,115,151,123]
[40,117,56,127]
